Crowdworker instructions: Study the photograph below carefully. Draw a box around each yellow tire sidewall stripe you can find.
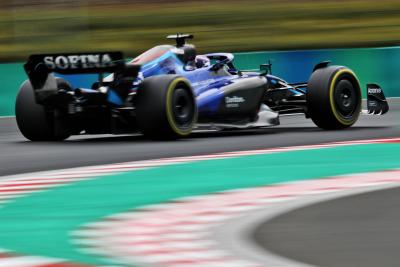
[166,77,195,136]
[329,68,361,126]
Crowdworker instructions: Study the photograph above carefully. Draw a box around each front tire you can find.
[136,75,197,139]
[307,66,362,129]
[15,78,71,141]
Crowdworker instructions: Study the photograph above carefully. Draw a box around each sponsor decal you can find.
[43,54,115,70]
[225,96,245,108]
[368,88,382,94]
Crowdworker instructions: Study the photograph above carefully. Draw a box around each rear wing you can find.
[24,52,127,90]
[24,52,141,104]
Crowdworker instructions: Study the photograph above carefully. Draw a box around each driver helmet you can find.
[195,55,210,68]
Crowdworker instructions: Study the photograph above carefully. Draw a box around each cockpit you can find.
[129,34,237,78]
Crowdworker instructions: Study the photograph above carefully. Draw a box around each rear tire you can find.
[307,66,361,129]
[136,75,197,139]
[15,78,72,141]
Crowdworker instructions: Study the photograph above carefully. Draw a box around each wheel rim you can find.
[171,88,194,127]
[333,79,359,118]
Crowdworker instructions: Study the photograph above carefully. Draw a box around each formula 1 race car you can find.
[16,34,389,141]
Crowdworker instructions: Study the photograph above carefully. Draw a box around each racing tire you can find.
[136,75,197,139]
[15,78,72,141]
[307,66,362,130]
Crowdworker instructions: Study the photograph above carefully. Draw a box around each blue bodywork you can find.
[135,50,242,115]
[59,46,304,118]
[123,48,302,117]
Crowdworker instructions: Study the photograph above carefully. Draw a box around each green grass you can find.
[1,0,400,61]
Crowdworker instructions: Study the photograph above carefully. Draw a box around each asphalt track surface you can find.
[0,99,399,176]
[254,187,400,267]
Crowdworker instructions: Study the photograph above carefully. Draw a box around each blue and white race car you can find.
[16,34,389,140]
